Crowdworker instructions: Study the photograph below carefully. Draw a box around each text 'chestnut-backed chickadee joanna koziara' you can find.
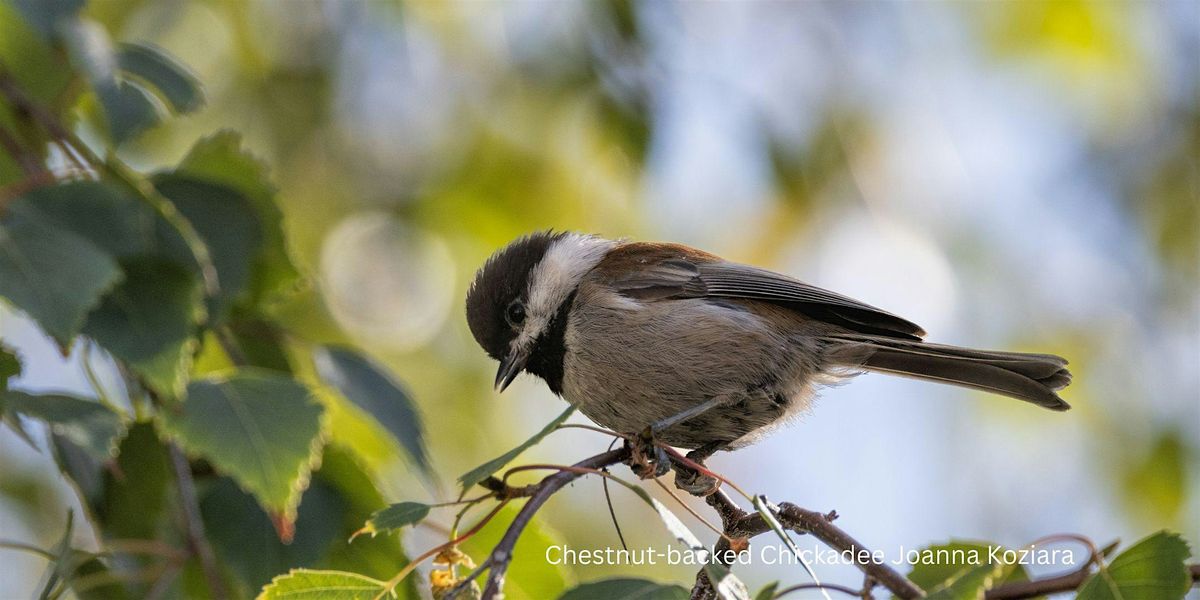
[466,231,1071,491]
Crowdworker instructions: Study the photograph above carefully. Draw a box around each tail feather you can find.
[826,335,1072,411]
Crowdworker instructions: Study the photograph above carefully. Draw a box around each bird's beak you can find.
[494,346,530,392]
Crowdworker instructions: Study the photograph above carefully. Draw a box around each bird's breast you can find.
[560,284,822,447]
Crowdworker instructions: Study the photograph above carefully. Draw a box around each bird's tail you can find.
[825,334,1072,410]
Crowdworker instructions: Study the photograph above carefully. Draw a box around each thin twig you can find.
[986,559,1200,599]
[214,326,249,366]
[661,445,753,501]
[167,444,228,600]
[688,494,922,600]
[652,478,727,539]
[375,499,513,600]
[144,560,184,600]
[554,423,630,438]
[601,435,628,552]
[476,447,631,599]
[0,539,56,559]
[0,121,41,175]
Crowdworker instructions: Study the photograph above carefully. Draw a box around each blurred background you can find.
[2,0,1197,596]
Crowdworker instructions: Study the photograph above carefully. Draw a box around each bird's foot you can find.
[671,442,723,497]
[673,465,720,497]
[628,427,671,479]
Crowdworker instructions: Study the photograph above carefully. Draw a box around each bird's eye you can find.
[505,301,526,326]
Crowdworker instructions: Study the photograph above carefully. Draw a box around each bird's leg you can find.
[628,395,733,480]
[672,440,725,496]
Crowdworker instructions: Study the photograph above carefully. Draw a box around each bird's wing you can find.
[605,248,925,340]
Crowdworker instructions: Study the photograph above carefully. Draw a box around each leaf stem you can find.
[167,443,228,600]
[0,539,56,560]
[81,342,127,418]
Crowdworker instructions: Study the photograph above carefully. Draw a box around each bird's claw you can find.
[673,467,720,496]
[628,427,671,479]
[671,442,724,496]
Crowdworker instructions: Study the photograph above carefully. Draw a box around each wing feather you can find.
[608,254,925,339]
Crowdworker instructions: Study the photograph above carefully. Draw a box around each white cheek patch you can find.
[518,233,614,349]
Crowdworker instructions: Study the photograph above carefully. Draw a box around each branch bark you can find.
[688,490,923,600]
[450,444,1200,600]
[478,447,631,598]
[985,560,1200,600]
[168,444,228,600]
[463,446,926,600]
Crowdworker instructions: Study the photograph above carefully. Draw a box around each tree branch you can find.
[458,446,925,600]
[478,447,631,598]
[455,445,1200,600]
[985,560,1200,600]
[0,121,42,176]
[168,444,228,600]
[689,490,923,600]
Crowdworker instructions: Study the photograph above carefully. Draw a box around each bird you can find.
[465,231,1071,489]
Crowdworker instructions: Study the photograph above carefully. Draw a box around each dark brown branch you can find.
[168,444,228,600]
[478,447,631,598]
[986,560,1200,599]
[689,490,923,600]
[450,444,1200,600]
[214,326,250,367]
[0,121,41,176]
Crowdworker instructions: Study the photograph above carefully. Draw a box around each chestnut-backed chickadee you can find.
[466,232,1071,478]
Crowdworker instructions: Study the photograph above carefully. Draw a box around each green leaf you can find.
[96,79,165,145]
[314,346,432,478]
[50,433,105,508]
[61,17,164,145]
[458,405,575,492]
[558,578,689,600]
[82,258,203,397]
[905,541,1028,600]
[0,344,24,441]
[39,510,77,600]
[173,131,300,306]
[224,315,294,373]
[257,569,389,600]
[753,582,779,600]
[116,43,204,114]
[151,175,265,319]
[3,391,124,461]
[203,477,345,593]
[161,371,325,526]
[99,422,171,540]
[1076,531,1192,600]
[69,554,132,600]
[0,343,19,390]
[18,182,157,260]
[0,1,78,183]
[0,202,124,344]
[202,445,413,597]
[357,502,430,538]
[312,445,416,594]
